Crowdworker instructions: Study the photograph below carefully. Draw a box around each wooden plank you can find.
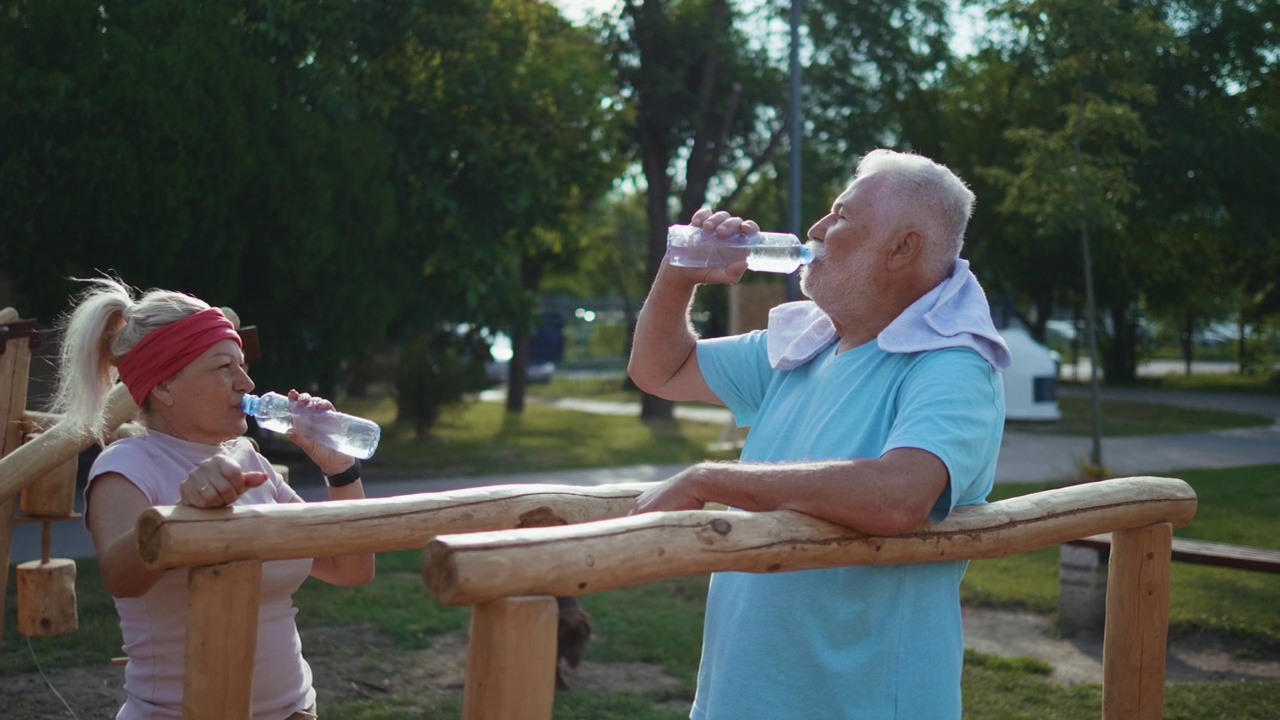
[462,596,558,720]
[183,561,261,720]
[1069,533,1280,574]
[1103,524,1172,720]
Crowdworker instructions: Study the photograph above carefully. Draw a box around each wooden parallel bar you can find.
[137,482,655,570]
[422,476,1198,606]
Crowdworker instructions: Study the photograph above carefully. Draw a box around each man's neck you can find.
[828,287,927,353]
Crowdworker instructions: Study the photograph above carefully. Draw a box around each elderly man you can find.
[627,149,1009,719]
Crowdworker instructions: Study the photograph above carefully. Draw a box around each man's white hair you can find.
[855,149,975,282]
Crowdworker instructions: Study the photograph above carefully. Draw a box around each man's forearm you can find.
[679,450,949,536]
[628,265,701,395]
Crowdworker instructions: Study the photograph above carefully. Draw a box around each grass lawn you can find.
[521,374,1275,438]
[342,396,739,477]
[962,464,1280,654]
[1005,395,1272,436]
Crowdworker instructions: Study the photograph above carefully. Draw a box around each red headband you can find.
[116,307,242,406]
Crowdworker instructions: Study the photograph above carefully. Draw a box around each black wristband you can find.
[325,459,361,487]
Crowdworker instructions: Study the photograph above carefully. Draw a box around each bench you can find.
[1058,532,1280,633]
[1068,533,1280,574]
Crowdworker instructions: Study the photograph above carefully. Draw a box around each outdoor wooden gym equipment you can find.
[0,306,1197,720]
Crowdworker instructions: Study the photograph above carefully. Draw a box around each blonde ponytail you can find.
[51,277,209,443]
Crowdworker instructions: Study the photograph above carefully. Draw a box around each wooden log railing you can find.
[0,383,139,506]
[421,476,1197,720]
[135,482,653,720]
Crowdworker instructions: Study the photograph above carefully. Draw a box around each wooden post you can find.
[462,596,559,720]
[183,561,262,720]
[20,432,78,517]
[0,312,34,652]
[1102,523,1172,720]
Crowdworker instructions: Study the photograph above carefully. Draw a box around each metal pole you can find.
[1075,86,1104,474]
[786,0,804,301]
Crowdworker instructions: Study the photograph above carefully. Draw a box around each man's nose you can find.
[808,215,831,241]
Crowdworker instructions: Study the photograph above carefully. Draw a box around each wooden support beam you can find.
[1103,523,1172,720]
[136,483,653,570]
[462,596,558,720]
[0,324,33,652]
[423,476,1197,606]
[183,561,262,720]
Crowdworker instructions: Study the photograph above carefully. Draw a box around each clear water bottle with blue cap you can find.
[242,392,381,459]
[667,225,820,274]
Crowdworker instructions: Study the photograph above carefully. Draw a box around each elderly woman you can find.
[51,277,375,720]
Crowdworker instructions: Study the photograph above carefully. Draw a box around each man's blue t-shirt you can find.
[691,330,1005,720]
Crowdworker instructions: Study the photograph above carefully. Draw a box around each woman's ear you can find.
[150,380,176,407]
[886,229,924,272]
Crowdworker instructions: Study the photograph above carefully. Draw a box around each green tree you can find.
[603,0,784,422]
[368,0,626,419]
[943,0,1164,381]
[0,0,626,430]
[1132,0,1280,374]
[937,0,1280,382]
[0,0,399,396]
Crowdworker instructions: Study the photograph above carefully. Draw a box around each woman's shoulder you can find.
[94,432,155,464]
[221,436,272,467]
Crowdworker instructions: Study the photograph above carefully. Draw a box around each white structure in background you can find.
[999,321,1062,421]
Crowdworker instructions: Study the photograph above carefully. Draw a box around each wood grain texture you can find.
[137,482,655,570]
[422,476,1197,606]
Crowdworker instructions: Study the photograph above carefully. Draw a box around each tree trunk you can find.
[505,255,543,415]
[629,0,736,425]
[1181,309,1194,376]
[1103,301,1138,383]
[637,104,676,422]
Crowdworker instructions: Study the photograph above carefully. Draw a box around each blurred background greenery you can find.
[3,0,1278,433]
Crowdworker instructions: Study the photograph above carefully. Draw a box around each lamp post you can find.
[786,0,804,302]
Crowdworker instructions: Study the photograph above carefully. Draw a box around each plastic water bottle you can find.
[242,392,381,459]
[667,225,818,274]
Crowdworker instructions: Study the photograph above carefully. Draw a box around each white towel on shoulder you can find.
[765,259,1012,372]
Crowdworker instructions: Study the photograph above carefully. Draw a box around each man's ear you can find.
[886,229,924,272]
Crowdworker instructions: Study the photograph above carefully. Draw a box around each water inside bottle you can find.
[745,245,809,273]
[668,242,750,268]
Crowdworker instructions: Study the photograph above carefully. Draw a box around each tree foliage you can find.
[935,0,1280,379]
[0,0,623,426]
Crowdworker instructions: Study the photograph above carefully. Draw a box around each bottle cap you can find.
[241,395,259,415]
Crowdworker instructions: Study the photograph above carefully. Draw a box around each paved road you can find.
[521,387,1280,484]
[11,386,1279,561]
